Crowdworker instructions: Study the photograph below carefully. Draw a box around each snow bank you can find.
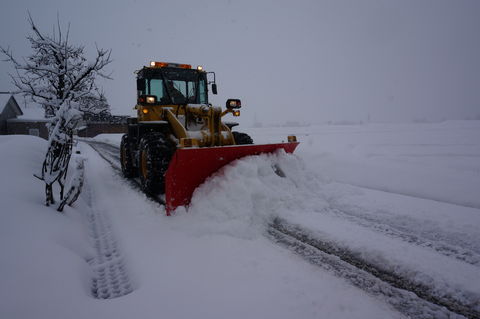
[0,135,94,318]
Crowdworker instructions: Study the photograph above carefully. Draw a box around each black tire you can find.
[138,133,176,195]
[120,134,137,178]
[232,131,253,145]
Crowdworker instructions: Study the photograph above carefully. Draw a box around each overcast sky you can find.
[1,0,479,125]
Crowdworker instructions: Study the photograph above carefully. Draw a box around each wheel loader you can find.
[120,61,299,214]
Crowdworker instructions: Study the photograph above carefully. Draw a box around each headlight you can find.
[146,96,156,104]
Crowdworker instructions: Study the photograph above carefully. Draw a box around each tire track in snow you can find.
[269,218,478,319]
[86,141,122,169]
[85,204,134,299]
[85,141,166,205]
[82,143,135,299]
[322,205,480,266]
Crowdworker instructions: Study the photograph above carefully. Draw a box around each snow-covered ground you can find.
[1,120,480,318]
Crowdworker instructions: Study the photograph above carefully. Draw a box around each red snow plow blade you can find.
[164,142,299,215]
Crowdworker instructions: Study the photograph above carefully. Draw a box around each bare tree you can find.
[1,14,112,207]
[79,89,111,121]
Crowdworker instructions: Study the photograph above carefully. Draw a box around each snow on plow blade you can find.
[165,142,299,215]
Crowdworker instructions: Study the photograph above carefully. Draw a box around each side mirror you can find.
[226,99,241,109]
[212,83,218,95]
[137,78,146,91]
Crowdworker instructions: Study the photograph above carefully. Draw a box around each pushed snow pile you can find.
[173,150,330,238]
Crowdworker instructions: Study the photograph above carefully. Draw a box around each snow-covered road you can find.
[80,140,403,319]
[1,121,479,319]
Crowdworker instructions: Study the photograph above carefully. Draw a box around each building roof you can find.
[0,94,47,120]
[0,95,10,109]
[18,103,45,120]
[0,94,23,117]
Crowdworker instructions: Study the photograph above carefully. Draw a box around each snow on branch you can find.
[1,13,112,118]
[1,13,113,208]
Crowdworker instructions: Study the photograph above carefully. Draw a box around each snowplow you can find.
[120,61,299,214]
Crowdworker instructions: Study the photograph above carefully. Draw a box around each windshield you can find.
[139,68,208,105]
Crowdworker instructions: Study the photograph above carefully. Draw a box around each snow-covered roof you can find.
[18,103,45,120]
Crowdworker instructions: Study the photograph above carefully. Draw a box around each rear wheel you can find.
[138,133,176,195]
[120,134,137,178]
[232,131,253,145]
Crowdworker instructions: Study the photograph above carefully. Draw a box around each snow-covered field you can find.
[1,121,480,318]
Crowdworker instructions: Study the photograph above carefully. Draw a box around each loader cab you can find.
[137,63,209,106]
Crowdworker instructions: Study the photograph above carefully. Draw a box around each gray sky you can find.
[1,0,479,125]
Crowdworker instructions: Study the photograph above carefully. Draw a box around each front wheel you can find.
[138,133,175,195]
